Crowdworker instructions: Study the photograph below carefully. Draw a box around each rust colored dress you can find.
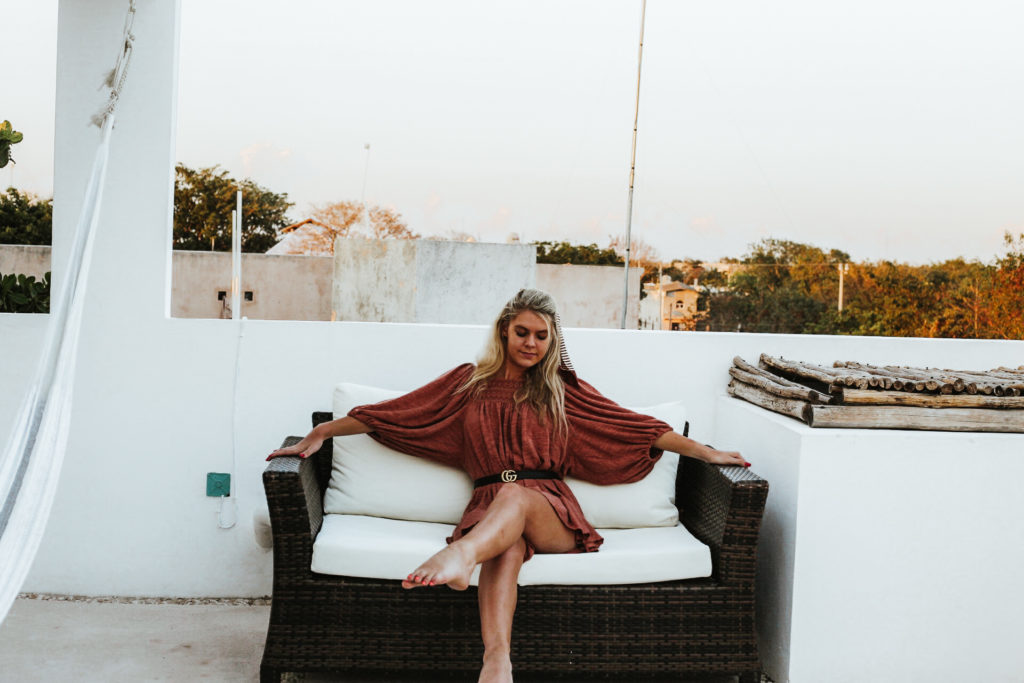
[348,363,672,559]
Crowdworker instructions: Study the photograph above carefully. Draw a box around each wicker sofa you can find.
[261,408,769,682]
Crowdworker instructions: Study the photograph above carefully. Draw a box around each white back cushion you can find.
[323,383,473,524]
[324,382,685,528]
[566,401,686,528]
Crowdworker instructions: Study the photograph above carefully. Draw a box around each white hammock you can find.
[0,1,135,626]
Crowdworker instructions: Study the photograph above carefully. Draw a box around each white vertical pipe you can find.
[223,190,243,528]
[620,0,647,329]
[231,191,242,320]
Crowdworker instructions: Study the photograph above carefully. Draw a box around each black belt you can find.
[473,469,560,487]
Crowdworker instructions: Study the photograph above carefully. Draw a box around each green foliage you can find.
[0,187,53,245]
[0,120,24,168]
[533,240,623,266]
[700,236,1022,339]
[703,239,844,334]
[173,164,293,252]
[0,271,50,313]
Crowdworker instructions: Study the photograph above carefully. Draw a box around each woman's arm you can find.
[653,431,750,467]
[266,416,371,460]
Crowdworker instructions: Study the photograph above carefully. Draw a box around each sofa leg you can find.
[259,665,283,683]
[738,671,762,683]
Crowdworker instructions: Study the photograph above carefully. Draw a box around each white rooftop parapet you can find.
[717,397,1024,683]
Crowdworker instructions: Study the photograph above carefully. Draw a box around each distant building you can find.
[639,279,702,331]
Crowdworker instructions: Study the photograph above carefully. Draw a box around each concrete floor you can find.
[0,596,269,682]
[0,596,761,683]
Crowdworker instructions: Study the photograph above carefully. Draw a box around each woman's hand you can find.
[266,432,324,461]
[698,444,750,468]
[265,417,371,461]
[653,431,751,468]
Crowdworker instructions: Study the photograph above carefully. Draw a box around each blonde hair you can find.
[460,289,567,436]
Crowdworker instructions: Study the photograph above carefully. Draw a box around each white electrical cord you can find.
[219,315,246,529]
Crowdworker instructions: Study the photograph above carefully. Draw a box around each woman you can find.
[268,288,747,683]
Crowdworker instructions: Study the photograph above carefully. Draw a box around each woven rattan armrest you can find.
[262,436,329,567]
[677,459,768,585]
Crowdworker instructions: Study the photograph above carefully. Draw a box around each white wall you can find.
[0,246,640,327]
[3,1,1022,635]
[536,263,639,328]
[172,251,334,320]
[717,399,1024,683]
[414,240,536,324]
[0,245,51,279]
[332,238,536,324]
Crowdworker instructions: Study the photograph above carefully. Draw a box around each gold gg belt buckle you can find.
[500,469,518,483]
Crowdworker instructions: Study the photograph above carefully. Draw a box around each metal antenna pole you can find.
[360,143,371,231]
[838,262,847,313]
[620,0,647,329]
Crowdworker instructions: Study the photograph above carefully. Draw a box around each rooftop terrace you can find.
[2,2,1023,682]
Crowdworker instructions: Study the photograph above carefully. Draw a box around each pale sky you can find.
[6,0,1024,264]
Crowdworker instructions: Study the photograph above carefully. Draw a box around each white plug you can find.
[217,496,237,529]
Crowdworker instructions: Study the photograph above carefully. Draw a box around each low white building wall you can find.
[171,250,334,320]
[536,263,639,329]
[0,246,639,326]
[0,245,50,279]
[332,238,537,324]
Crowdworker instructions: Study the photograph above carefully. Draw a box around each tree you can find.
[173,164,293,252]
[0,271,50,313]
[533,240,623,265]
[0,187,53,245]
[607,234,660,264]
[0,120,23,168]
[438,230,481,242]
[702,238,848,333]
[608,235,663,298]
[976,232,1024,339]
[278,201,417,254]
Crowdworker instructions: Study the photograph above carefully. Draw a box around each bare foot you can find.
[402,543,475,590]
[478,652,513,683]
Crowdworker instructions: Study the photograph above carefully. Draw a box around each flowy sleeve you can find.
[564,378,674,485]
[347,363,475,468]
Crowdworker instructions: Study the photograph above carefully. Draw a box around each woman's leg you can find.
[403,483,576,590]
[476,537,525,683]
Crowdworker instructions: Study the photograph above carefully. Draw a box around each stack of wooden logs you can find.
[727,355,1024,432]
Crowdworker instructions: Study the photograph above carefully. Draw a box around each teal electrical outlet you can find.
[206,472,230,497]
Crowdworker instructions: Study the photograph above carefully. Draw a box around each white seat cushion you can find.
[325,381,687,528]
[311,514,712,586]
